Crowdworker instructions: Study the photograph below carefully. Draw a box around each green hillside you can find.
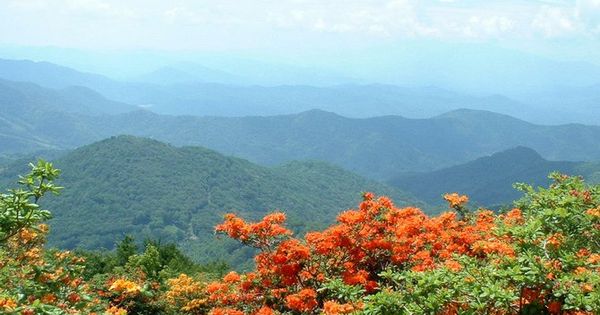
[0,136,420,267]
[389,146,599,207]
[0,79,134,154]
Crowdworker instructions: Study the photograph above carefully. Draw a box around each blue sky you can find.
[1,1,598,55]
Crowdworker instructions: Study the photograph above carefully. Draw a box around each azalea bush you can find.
[0,161,107,314]
[166,173,599,314]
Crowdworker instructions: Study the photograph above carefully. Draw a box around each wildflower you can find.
[443,193,469,208]
[547,301,561,314]
[444,260,463,272]
[109,279,141,295]
[223,271,241,284]
[285,289,318,312]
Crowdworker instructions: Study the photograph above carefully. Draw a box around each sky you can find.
[0,0,599,61]
[1,0,600,91]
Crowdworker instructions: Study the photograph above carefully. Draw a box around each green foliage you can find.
[318,279,366,303]
[0,160,61,242]
[116,235,137,266]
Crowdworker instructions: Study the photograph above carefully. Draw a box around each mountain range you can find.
[1,57,599,125]
[2,76,600,180]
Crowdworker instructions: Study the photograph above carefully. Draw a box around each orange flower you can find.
[586,207,600,217]
[575,267,588,275]
[109,279,141,295]
[253,306,274,315]
[19,229,38,244]
[106,306,128,315]
[443,193,469,208]
[285,289,318,312]
[444,260,463,272]
[67,293,81,304]
[522,287,541,303]
[40,293,57,304]
[323,300,360,314]
[209,308,244,315]
[223,271,241,284]
[547,233,563,248]
[588,254,600,264]
[547,301,561,314]
[503,208,524,225]
[0,298,17,310]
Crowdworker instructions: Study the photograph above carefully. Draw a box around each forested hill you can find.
[0,136,419,267]
[389,146,600,207]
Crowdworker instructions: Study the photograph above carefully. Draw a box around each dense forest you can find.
[0,136,418,268]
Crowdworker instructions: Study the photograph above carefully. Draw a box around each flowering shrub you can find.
[166,174,599,314]
[2,161,598,314]
[0,161,106,314]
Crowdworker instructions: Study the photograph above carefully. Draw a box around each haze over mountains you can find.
[1,57,599,125]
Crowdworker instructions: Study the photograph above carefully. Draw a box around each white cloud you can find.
[529,0,600,38]
[575,0,600,35]
[532,6,577,37]
[7,0,49,10]
[461,15,515,38]
[263,0,436,37]
[1,0,599,51]
[62,0,138,19]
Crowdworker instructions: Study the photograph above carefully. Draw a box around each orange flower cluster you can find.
[307,194,512,278]
[187,193,522,314]
[1,225,106,313]
[0,298,17,311]
[443,193,469,208]
[323,300,363,314]
[284,288,318,312]
[109,279,141,295]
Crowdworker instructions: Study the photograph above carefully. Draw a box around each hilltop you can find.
[389,146,600,207]
[0,136,419,267]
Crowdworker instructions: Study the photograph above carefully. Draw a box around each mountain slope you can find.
[0,79,136,115]
[0,79,139,154]
[388,146,599,207]
[0,58,117,90]
[92,109,600,179]
[0,136,420,267]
